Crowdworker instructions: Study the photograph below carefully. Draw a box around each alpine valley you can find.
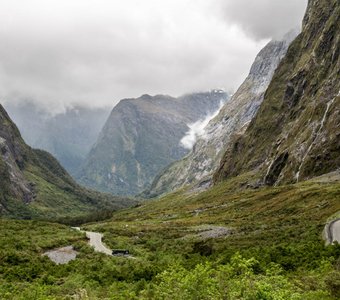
[78,91,228,196]
[0,0,339,299]
[143,30,299,198]
[4,103,110,177]
[0,104,135,220]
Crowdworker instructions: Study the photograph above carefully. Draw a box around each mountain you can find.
[78,91,228,196]
[0,104,134,220]
[215,0,339,186]
[4,102,109,176]
[143,31,298,198]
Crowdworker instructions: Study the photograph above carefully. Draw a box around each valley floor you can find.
[0,174,340,299]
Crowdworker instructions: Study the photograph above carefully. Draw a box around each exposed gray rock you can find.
[0,106,35,204]
[216,0,340,185]
[43,246,78,265]
[182,225,232,240]
[78,91,229,196]
[143,30,299,198]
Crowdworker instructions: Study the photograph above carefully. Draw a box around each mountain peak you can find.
[215,0,340,186]
[78,91,229,196]
[0,104,134,218]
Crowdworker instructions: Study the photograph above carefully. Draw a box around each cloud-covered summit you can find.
[0,0,307,113]
[216,0,307,40]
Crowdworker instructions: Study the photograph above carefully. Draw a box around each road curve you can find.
[86,231,112,255]
[72,227,112,255]
[325,218,340,245]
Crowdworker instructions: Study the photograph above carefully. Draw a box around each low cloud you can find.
[214,0,308,40]
[0,0,307,113]
[181,102,223,150]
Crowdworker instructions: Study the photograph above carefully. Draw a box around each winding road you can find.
[86,231,112,255]
[72,227,112,255]
[325,218,340,245]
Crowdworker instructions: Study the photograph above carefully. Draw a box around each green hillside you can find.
[0,104,135,221]
[0,174,339,299]
[215,0,340,186]
[0,0,339,299]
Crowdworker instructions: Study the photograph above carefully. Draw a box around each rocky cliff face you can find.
[78,91,228,196]
[215,0,339,186]
[4,103,109,176]
[0,105,34,209]
[0,104,133,219]
[143,31,298,198]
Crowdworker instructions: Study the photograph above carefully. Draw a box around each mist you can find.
[0,0,307,113]
[181,101,224,150]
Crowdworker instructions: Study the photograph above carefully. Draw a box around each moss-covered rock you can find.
[143,31,298,198]
[215,0,340,186]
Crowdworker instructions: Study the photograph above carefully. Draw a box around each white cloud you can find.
[0,0,307,113]
[214,0,307,40]
[180,101,223,150]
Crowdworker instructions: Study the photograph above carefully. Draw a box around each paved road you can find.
[72,227,112,255]
[325,218,340,245]
[72,227,134,258]
[86,231,112,255]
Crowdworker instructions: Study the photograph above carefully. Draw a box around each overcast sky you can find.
[0,0,307,113]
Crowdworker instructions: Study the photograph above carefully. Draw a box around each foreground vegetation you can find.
[0,175,339,299]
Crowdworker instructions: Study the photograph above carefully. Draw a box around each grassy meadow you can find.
[0,174,339,299]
